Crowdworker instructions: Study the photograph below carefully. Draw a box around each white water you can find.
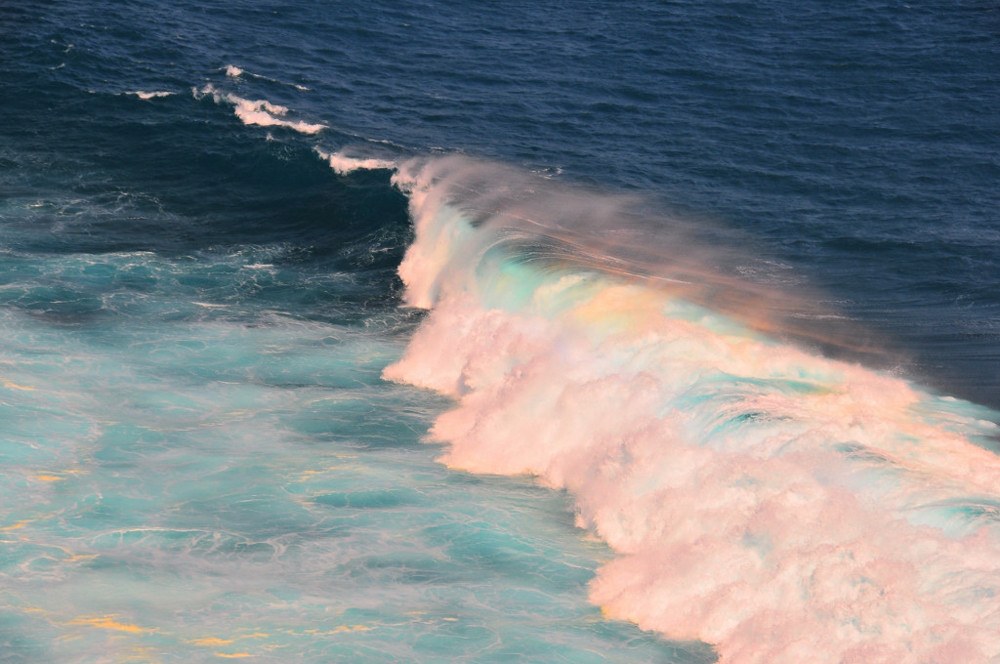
[382,155,1000,663]
[224,64,310,91]
[196,84,326,134]
[125,91,175,100]
[0,242,679,663]
[316,149,397,176]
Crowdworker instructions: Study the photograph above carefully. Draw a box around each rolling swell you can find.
[2,68,413,326]
[6,92,407,259]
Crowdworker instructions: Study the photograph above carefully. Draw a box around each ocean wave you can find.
[195,84,325,135]
[224,64,310,91]
[125,90,175,100]
[384,155,1000,663]
[316,148,397,176]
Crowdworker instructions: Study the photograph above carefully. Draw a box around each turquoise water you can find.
[3,1,1000,662]
[0,248,696,662]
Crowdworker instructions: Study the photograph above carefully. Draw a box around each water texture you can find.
[2,1,999,662]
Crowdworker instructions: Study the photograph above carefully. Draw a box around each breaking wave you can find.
[382,155,1000,663]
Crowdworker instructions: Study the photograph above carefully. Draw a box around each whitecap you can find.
[223,64,309,91]
[195,84,325,135]
[126,91,175,100]
[315,148,397,175]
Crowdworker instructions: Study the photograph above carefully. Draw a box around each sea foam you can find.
[316,148,397,176]
[196,84,325,134]
[224,63,309,90]
[126,90,175,100]
[384,155,1000,663]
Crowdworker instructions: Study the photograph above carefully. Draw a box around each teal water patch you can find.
[0,250,703,663]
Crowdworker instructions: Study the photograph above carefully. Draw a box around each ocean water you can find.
[2,1,999,662]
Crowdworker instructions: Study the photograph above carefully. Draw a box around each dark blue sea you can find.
[2,1,999,662]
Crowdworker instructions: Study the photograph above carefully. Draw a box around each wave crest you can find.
[195,84,325,134]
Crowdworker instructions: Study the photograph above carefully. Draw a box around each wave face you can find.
[384,155,1000,663]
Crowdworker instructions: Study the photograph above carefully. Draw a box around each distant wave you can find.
[224,64,310,91]
[125,90,175,100]
[195,84,325,134]
[384,155,1000,663]
[316,148,397,175]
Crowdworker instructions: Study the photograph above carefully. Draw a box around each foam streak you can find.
[196,85,325,134]
[316,149,397,175]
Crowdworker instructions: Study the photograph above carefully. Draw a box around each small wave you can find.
[315,148,397,175]
[195,84,325,134]
[126,91,175,100]
[223,64,309,91]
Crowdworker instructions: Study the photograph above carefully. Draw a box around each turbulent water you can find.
[2,1,999,662]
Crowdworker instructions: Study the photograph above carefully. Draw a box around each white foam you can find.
[316,149,397,175]
[223,64,309,91]
[384,155,1000,663]
[127,91,174,100]
[195,84,325,134]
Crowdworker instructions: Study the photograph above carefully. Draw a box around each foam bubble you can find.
[384,155,1000,663]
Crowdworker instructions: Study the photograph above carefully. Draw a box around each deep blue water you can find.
[2,1,999,662]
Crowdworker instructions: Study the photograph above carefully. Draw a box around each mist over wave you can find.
[383,155,898,364]
[381,155,1000,663]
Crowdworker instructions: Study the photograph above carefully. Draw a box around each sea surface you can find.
[2,1,999,662]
